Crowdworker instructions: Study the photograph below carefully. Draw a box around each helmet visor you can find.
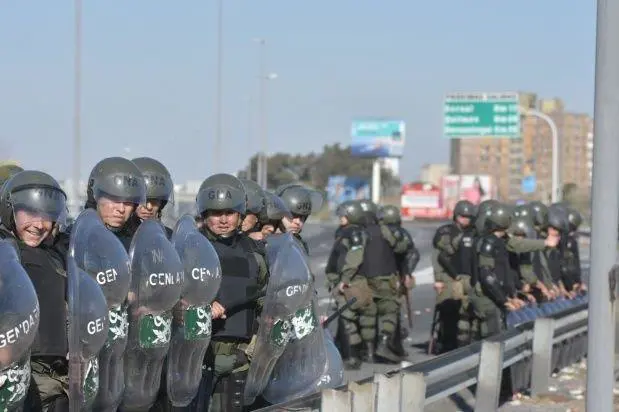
[11,186,67,224]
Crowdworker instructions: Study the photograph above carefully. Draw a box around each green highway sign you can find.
[443,92,521,138]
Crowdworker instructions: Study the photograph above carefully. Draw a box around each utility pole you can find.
[214,0,223,173]
[586,0,619,410]
[72,0,82,217]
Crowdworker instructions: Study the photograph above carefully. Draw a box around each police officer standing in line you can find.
[378,205,419,357]
[192,173,269,412]
[0,171,69,411]
[276,184,317,254]
[82,157,147,251]
[431,200,476,352]
[326,200,376,369]
[341,199,408,363]
[130,157,175,237]
[565,208,586,293]
[252,191,291,241]
[239,179,266,240]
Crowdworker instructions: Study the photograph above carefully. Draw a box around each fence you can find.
[256,302,588,412]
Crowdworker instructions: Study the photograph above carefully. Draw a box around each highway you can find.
[301,220,443,382]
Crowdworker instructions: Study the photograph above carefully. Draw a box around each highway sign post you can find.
[443,92,520,138]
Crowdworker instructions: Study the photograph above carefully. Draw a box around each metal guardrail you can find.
[255,302,588,412]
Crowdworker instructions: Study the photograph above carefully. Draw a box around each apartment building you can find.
[449,93,592,201]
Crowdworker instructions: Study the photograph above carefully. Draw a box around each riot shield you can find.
[70,209,131,411]
[167,215,221,406]
[243,233,317,404]
[121,219,183,411]
[67,255,109,411]
[0,241,39,411]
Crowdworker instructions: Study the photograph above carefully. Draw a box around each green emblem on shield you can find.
[184,304,212,340]
[139,312,172,349]
[269,318,292,347]
[0,359,30,410]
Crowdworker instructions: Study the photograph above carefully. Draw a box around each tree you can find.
[239,144,401,192]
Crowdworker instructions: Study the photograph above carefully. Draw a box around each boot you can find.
[375,334,402,363]
[343,342,363,370]
[392,319,409,358]
[362,341,375,363]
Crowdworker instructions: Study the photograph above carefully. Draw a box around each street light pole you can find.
[245,96,252,180]
[587,0,619,410]
[253,38,266,188]
[73,0,82,217]
[521,108,560,203]
[214,0,223,173]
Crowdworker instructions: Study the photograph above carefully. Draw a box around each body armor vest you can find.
[358,224,397,278]
[211,235,260,340]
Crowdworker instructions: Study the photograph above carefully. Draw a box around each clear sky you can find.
[0,0,596,184]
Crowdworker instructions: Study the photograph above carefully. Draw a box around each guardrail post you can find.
[474,340,504,412]
[348,380,377,412]
[400,372,425,411]
[375,373,401,410]
[321,388,352,411]
[530,317,555,396]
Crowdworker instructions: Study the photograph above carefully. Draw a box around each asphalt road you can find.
[301,220,443,382]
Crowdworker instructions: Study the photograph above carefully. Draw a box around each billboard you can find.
[350,119,405,158]
[325,175,370,211]
[441,174,495,217]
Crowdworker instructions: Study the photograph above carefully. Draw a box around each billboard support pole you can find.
[372,159,381,204]
[521,108,559,203]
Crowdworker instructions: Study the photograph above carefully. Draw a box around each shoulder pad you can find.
[349,229,366,249]
[478,236,500,257]
[432,224,453,246]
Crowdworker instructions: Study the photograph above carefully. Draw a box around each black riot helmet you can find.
[512,204,532,219]
[338,200,366,225]
[131,157,174,209]
[258,191,292,226]
[357,199,378,219]
[89,157,146,206]
[453,200,476,219]
[528,201,549,229]
[0,170,67,232]
[276,184,323,217]
[547,204,569,233]
[508,216,536,238]
[475,199,499,234]
[196,173,246,215]
[241,179,266,215]
[378,204,401,225]
[485,202,511,232]
[567,208,582,232]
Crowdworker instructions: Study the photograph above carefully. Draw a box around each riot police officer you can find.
[565,208,585,292]
[326,200,376,368]
[84,157,147,250]
[471,203,516,339]
[194,173,268,412]
[341,199,407,363]
[431,200,476,352]
[253,191,291,241]
[0,170,69,411]
[131,156,175,237]
[276,184,321,254]
[240,179,266,239]
[378,205,419,356]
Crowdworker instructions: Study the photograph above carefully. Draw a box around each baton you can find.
[322,297,357,328]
